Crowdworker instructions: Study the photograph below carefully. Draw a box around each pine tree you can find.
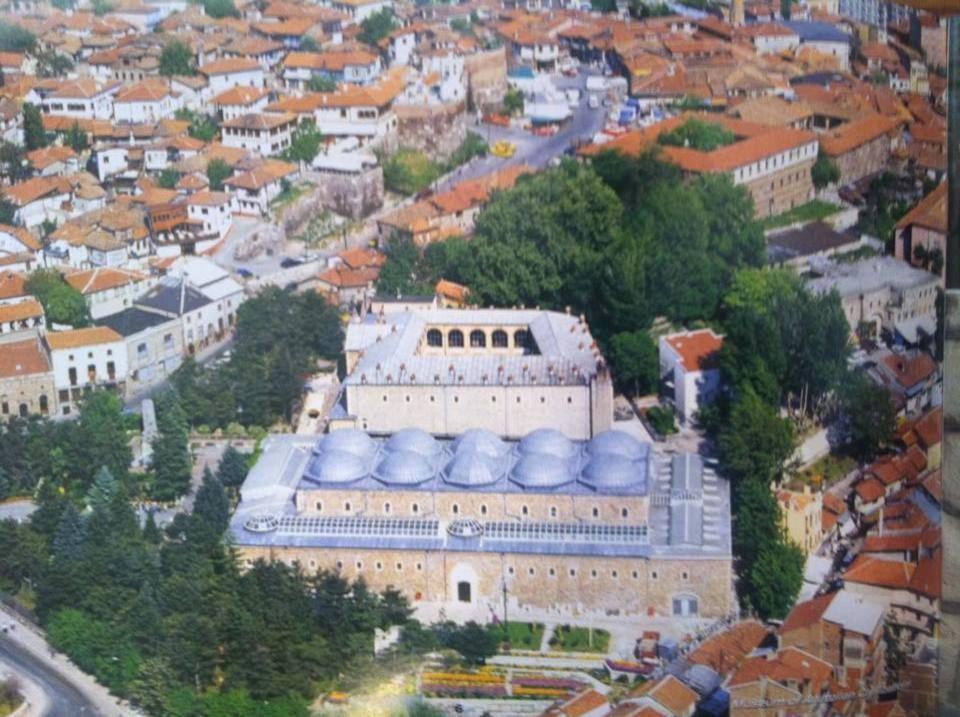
[52,502,86,562]
[189,468,229,548]
[216,446,249,489]
[150,392,192,501]
[86,466,117,513]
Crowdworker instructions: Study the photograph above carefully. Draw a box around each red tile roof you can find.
[820,113,904,156]
[0,337,51,379]
[663,329,724,372]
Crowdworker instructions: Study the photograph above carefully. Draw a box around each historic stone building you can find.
[339,308,615,440]
[231,428,734,621]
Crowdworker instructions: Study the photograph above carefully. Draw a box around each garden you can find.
[549,625,611,653]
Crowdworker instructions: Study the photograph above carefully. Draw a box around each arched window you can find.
[426,329,443,347]
[492,329,508,347]
[469,330,486,347]
[38,395,48,414]
[513,329,529,348]
[448,329,464,347]
[18,403,27,418]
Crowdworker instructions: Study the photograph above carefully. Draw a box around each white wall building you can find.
[46,326,128,416]
[658,329,724,425]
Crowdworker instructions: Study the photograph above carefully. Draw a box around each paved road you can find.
[0,638,99,716]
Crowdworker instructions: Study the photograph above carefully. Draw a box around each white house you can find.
[64,267,154,320]
[387,30,417,67]
[224,160,299,216]
[40,79,119,121]
[186,191,233,240]
[199,57,266,95]
[327,0,392,22]
[221,112,298,157]
[134,276,224,354]
[5,177,72,229]
[168,255,246,331]
[113,80,181,124]
[46,326,128,416]
[213,86,271,122]
[98,307,184,397]
[658,329,724,425]
[282,50,382,91]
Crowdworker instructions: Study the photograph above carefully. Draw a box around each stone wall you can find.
[237,544,734,619]
[465,48,508,111]
[742,157,816,218]
[290,167,384,222]
[394,102,468,162]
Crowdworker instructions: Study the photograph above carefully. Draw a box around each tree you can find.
[157,168,180,189]
[811,150,840,189]
[442,621,499,665]
[66,121,88,153]
[717,388,796,485]
[86,466,118,513]
[175,109,218,143]
[36,49,74,79]
[189,469,229,548]
[749,540,804,619]
[503,87,524,115]
[0,519,46,593]
[0,194,15,225]
[203,0,238,17]
[25,269,91,327]
[22,103,47,151]
[306,74,337,92]
[358,8,396,46]
[842,374,896,463]
[0,23,36,53]
[72,392,132,485]
[283,120,323,164]
[658,118,736,151]
[216,446,249,489]
[206,158,232,191]
[378,586,414,628]
[150,391,192,501]
[780,0,791,19]
[299,35,321,53]
[159,40,194,77]
[91,0,116,14]
[609,331,658,397]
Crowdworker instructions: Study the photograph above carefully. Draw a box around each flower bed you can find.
[423,672,505,685]
[512,686,571,698]
[512,677,586,691]
[421,684,508,698]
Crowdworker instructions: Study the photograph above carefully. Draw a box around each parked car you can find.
[236,268,253,278]
[280,257,303,269]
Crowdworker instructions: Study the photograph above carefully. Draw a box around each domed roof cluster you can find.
[302,428,651,493]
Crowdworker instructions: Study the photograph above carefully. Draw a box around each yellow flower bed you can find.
[513,687,570,697]
[423,672,505,685]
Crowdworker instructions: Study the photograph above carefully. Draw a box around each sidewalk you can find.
[0,606,133,716]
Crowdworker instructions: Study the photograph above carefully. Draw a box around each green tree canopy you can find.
[358,8,396,45]
[25,269,91,327]
[749,539,804,619]
[23,102,47,151]
[203,0,238,17]
[842,373,896,463]
[206,157,233,191]
[282,120,323,163]
[658,118,736,151]
[0,23,36,52]
[811,150,840,189]
[609,331,659,397]
[159,40,194,77]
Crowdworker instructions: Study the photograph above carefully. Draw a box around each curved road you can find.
[0,637,102,716]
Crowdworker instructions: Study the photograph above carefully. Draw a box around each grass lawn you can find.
[501,621,545,650]
[789,453,856,491]
[761,199,842,231]
[383,149,443,196]
[550,625,611,653]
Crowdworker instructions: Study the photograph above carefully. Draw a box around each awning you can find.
[895,315,937,343]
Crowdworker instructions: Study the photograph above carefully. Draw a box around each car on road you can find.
[236,268,254,278]
[491,140,516,158]
[280,257,303,269]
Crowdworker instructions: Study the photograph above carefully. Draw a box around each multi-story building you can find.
[282,50,382,91]
[221,113,298,157]
[0,299,45,339]
[98,307,184,397]
[112,80,181,124]
[341,308,614,440]
[0,335,55,420]
[658,329,724,426]
[581,115,818,219]
[231,429,733,621]
[776,486,823,555]
[895,182,946,285]
[38,79,120,121]
[46,326,127,416]
[839,0,912,30]
[820,113,905,185]
[806,256,939,344]
[64,267,154,320]
[199,58,266,95]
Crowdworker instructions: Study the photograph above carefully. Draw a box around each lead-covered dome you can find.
[385,428,441,457]
[317,429,377,460]
[451,428,508,458]
[579,453,644,491]
[510,453,574,489]
[374,449,435,485]
[518,428,576,459]
[442,451,502,488]
[587,430,646,460]
[303,449,368,484]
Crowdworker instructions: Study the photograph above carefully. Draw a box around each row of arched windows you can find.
[426,328,532,350]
